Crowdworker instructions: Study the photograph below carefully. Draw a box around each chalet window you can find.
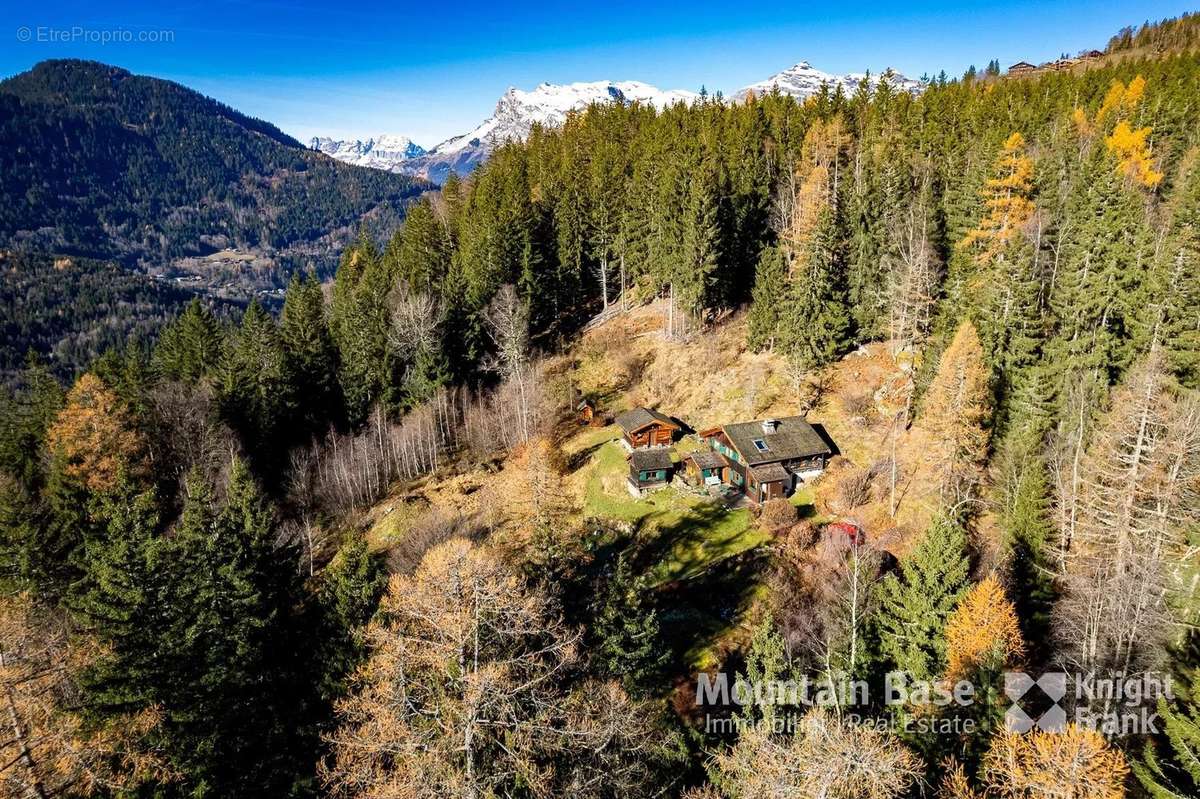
[752,439,769,452]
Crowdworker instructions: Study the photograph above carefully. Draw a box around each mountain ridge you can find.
[0,59,431,298]
[310,63,922,182]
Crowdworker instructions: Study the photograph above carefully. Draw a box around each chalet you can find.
[699,416,832,504]
[1007,61,1038,76]
[627,448,674,495]
[615,407,680,450]
[685,449,727,486]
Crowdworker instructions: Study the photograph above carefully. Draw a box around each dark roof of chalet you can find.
[629,449,674,472]
[688,450,726,470]
[1008,61,1037,70]
[721,416,832,466]
[750,462,790,483]
[615,407,680,434]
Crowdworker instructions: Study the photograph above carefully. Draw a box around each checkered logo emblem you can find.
[1004,672,1068,732]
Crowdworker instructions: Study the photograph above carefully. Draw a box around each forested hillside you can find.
[2,13,1200,799]
[0,60,431,296]
[0,250,241,382]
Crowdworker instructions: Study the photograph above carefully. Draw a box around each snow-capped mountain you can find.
[407,80,699,183]
[309,134,426,171]
[311,64,922,184]
[736,61,923,100]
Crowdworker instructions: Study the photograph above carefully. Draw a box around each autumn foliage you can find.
[961,132,1036,264]
[1075,76,1163,188]
[945,575,1025,678]
[982,725,1128,799]
[45,373,145,493]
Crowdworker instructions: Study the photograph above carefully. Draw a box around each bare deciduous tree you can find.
[320,538,676,799]
[1054,350,1200,675]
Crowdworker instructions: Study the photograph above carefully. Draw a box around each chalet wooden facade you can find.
[616,407,680,450]
[627,448,674,495]
[698,416,832,504]
[685,450,726,486]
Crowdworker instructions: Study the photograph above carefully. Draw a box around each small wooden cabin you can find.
[685,450,727,486]
[615,407,680,449]
[627,448,674,494]
[1007,61,1037,76]
[577,398,596,425]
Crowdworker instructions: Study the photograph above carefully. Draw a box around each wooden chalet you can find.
[698,417,832,504]
[685,449,727,486]
[1007,61,1037,75]
[627,448,674,495]
[615,407,680,449]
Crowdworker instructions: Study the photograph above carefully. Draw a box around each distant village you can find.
[1006,48,1106,76]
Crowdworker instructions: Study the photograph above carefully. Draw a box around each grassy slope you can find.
[361,299,981,673]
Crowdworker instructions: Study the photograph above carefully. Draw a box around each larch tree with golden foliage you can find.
[918,321,993,502]
[320,538,679,799]
[981,725,1128,799]
[45,373,145,494]
[0,593,169,798]
[960,132,1036,267]
[945,575,1025,680]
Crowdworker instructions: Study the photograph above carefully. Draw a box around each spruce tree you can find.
[1134,633,1200,798]
[281,273,341,433]
[153,298,223,383]
[746,245,787,351]
[218,300,293,464]
[782,204,851,369]
[592,554,669,694]
[876,515,972,680]
[1155,148,1200,389]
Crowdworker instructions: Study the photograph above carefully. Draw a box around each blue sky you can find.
[2,1,1192,146]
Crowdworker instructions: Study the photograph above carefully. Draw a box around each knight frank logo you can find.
[1003,671,1172,735]
[1004,672,1068,733]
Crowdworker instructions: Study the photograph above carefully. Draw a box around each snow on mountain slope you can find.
[407,80,699,184]
[309,134,426,171]
[311,64,920,184]
[736,61,923,100]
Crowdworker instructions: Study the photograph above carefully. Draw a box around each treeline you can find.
[1108,12,1200,54]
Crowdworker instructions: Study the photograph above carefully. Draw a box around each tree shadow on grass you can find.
[629,502,770,676]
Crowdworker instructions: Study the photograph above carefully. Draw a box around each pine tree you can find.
[314,535,386,701]
[592,554,669,694]
[781,204,851,369]
[69,473,165,717]
[153,298,223,383]
[281,273,342,433]
[1135,633,1200,798]
[997,439,1057,649]
[876,515,972,680]
[158,461,307,795]
[219,300,293,463]
[330,240,394,424]
[746,245,788,351]
[388,196,452,293]
[1046,118,1155,399]
[1155,148,1200,388]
